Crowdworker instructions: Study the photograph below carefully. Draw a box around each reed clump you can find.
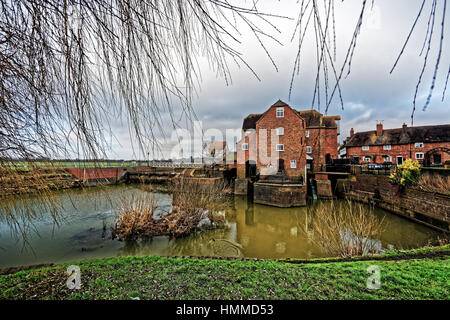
[112,178,229,240]
[307,200,385,257]
[417,173,450,195]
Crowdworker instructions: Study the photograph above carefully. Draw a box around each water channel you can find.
[0,185,442,268]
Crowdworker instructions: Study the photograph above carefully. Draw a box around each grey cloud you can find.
[105,0,449,158]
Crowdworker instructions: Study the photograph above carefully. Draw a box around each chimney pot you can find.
[350,128,354,136]
[376,123,383,136]
[402,123,407,129]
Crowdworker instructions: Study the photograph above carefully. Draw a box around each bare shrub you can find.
[308,200,385,257]
[112,178,229,240]
[171,177,229,216]
[112,193,160,241]
[417,173,450,195]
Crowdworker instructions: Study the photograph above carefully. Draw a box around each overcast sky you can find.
[107,0,449,160]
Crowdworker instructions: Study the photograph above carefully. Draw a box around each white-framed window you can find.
[276,107,284,118]
[305,130,310,138]
[415,142,424,148]
[306,163,311,169]
[306,146,312,154]
[276,144,284,152]
[415,152,424,159]
[290,159,297,169]
[383,145,391,150]
[383,155,392,163]
[362,146,370,151]
[363,156,371,162]
[276,127,284,135]
[241,143,248,151]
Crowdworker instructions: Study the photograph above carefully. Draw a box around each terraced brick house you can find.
[343,123,450,166]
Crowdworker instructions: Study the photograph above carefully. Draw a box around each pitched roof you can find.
[271,99,289,107]
[344,124,450,147]
[242,113,263,130]
[296,110,339,128]
[242,102,340,130]
[242,99,288,130]
[296,110,322,127]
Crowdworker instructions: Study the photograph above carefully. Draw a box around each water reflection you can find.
[0,186,443,268]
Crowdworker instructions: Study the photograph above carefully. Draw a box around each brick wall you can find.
[237,104,307,178]
[306,128,338,170]
[253,181,306,207]
[66,167,123,181]
[256,105,306,177]
[341,174,449,231]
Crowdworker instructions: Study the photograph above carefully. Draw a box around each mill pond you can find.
[0,184,443,269]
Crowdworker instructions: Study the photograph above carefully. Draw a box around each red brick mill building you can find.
[236,100,340,182]
[343,122,450,166]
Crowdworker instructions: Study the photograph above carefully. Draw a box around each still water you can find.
[0,185,442,268]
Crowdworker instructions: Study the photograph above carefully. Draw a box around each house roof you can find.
[344,124,450,147]
[242,113,263,130]
[296,110,322,127]
[271,99,289,107]
[242,101,339,130]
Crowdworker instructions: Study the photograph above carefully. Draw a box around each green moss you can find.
[1,245,448,300]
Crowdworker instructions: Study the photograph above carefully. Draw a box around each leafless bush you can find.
[307,200,385,257]
[171,177,229,216]
[417,173,450,194]
[112,178,228,240]
[112,193,160,241]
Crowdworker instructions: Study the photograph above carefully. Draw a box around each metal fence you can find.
[360,164,395,176]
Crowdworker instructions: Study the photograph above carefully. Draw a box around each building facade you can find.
[298,110,340,171]
[344,123,450,166]
[237,100,340,179]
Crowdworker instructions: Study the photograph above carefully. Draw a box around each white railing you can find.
[148,161,204,168]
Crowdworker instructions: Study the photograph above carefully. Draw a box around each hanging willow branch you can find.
[0,0,284,164]
[290,0,369,113]
[291,0,449,121]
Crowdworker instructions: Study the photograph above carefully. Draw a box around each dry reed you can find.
[417,173,450,195]
[112,178,228,240]
[307,200,385,257]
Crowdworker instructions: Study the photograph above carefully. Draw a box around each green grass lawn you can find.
[1,245,448,300]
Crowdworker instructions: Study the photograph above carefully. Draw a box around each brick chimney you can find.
[402,123,407,129]
[376,123,383,136]
[350,128,354,136]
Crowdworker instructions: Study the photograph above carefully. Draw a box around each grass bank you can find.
[0,245,448,300]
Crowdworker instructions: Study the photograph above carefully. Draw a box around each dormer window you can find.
[276,107,284,118]
[276,127,284,135]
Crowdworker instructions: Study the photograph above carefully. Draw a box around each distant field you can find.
[0,161,150,169]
